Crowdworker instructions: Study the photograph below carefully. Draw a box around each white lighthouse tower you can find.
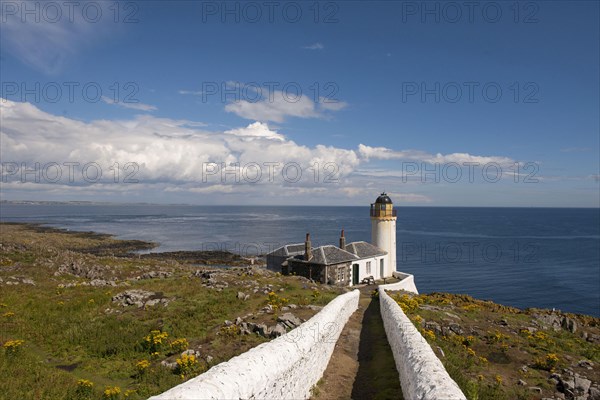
[370,192,396,278]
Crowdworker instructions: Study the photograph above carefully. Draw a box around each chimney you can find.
[339,229,346,249]
[305,233,312,261]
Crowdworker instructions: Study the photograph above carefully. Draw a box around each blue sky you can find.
[0,1,598,206]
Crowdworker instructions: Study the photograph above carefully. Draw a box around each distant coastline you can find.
[1,203,598,316]
[2,200,600,208]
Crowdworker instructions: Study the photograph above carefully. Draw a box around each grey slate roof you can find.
[345,241,387,258]
[291,245,359,266]
[268,243,305,257]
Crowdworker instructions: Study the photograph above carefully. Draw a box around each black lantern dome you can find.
[375,192,393,204]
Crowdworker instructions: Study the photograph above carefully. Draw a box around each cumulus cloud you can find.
[224,122,285,141]
[0,99,523,204]
[0,99,359,188]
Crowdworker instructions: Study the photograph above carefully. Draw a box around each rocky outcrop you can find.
[550,370,598,400]
[226,311,304,339]
[135,271,173,280]
[0,276,35,285]
[111,290,170,308]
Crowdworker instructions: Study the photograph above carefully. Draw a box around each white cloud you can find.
[319,99,348,112]
[0,3,116,74]
[225,90,347,122]
[178,90,204,96]
[101,96,157,112]
[357,144,515,166]
[225,122,285,141]
[1,99,529,205]
[225,91,321,122]
[302,43,324,50]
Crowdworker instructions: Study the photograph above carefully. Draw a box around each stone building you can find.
[266,193,398,286]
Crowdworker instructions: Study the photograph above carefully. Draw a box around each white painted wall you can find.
[349,255,387,285]
[149,290,360,400]
[378,286,466,400]
[379,271,419,294]
[371,217,396,277]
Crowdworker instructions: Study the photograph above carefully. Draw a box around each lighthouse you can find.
[370,192,397,278]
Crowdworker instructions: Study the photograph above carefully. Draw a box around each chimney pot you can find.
[305,232,312,261]
[339,229,346,249]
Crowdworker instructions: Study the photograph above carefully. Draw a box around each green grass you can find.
[390,291,600,400]
[0,223,342,399]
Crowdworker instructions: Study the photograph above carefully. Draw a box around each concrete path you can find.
[312,287,403,400]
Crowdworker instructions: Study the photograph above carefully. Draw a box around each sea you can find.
[1,203,599,317]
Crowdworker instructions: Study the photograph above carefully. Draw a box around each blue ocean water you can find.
[1,204,598,316]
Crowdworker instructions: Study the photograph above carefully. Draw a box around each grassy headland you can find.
[1,223,598,400]
[0,223,342,399]
[389,291,599,400]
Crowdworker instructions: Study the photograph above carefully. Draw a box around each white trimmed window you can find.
[366,261,371,274]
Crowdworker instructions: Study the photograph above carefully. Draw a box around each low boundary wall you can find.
[379,271,419,294]
[378,286,466,400]
[149,289,360,400]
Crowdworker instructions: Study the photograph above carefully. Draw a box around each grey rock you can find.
[181,349,196,357]
[589,387,600,400]
[160,360,177,370]
[444,312,461,320]
[235,317,243,325]
[90,279,117,287]
[256,324,270,337]
[288,304,298,309]
[206,355,214,363]
[271,323,287,338]
[561,379,575,392]
[535,313,563,331]
[441,326,456,337]
[449,323,464,335]
[528,387,542,394]
[111,290,169,308]
[577,359,594,369]
[138,271,172,280]
[424,321,442,336]
[278,313,302,329]
[436,346,445,358]
[237,291,246,300]
[518,379,527,386]
[574,376,591,394]
[261,304,274,313]
[562,316,577,333]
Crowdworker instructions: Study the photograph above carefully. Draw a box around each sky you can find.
[0,0,598,207]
